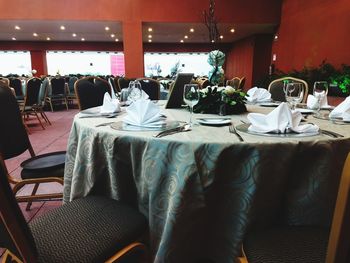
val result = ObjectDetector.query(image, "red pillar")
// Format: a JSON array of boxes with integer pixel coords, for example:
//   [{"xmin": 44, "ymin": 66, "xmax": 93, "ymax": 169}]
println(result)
[{"xmin": 30, "ymin": 50, "xmax": 47, "ymax": 76}]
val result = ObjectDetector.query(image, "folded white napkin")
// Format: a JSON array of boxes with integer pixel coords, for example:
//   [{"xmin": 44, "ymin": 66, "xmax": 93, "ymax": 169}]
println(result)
[
  {"xmin": 247, "ymin": 102, "xmax": 319, "ymax": 133},
  {"xmin": 246, "ymin": 87, "xmax": 271, "ymax": 103},
  {"xmin": 306, "ymin": 94, "xmax": 328, "ymax": 109},
  {"xmin": 100, "ymin": 92, "xmax": 121, "ymax": 114},
  {"xmin": 123, "ymin": 99, "xmax": 165, "ymax": 127},
  {"xmin": 329, "ymin": 96, "xmax": 350, "ymax": 120}
]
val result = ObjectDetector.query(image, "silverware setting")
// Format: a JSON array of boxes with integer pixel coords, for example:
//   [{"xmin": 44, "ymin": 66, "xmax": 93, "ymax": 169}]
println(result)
[
  {"xmin": 319, "ymin": 129, "xmax": 344, "ymax": 138},
  {"xmin": 154, "ymin": 124, "xmax": 191, "ymax": 138},
  {"xmin": 229, "ymin": 125, "xmax": 244, "ymax": 142}
]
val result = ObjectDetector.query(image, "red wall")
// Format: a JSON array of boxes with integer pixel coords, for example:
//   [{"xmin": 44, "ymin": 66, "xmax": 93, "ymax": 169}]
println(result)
[{"xmin": 273, "ymin": 0, "xmax": 350, "ymax": 72}]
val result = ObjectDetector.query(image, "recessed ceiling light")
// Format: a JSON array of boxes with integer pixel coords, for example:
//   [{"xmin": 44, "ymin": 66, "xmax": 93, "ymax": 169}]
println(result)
[
  {"xmin": 220, "ymin": 35, "xmax": 224, "ymax": 39},
  {"xmin": 110, "ymin": 34, "xmax": 115, "ymax": 38},
  {"xmin": 190, "ymin": 28, "xmax": 194, "ymax": 32},
  {"xmin": 180, "ymin": 39, "xmax": 184, "ymax": 43},
  {"xmin": 115, "ymin": 38, "xmax": 119, "ymax": 42},
  {"xmin": 105, "ymin": 26, "xmax": 110, "ymax": 31},
  {"xmin": 211, "ymin": 40, "xmax": 215, "ymax": 43},
  {"xmin": 184, "ymin": 35, "xmax": 188, "ymax": 39},
  {"xmin": 148, "ymin": 35, "xmax": 152, "ymax": 38},
  {"xmin": 14, "ymin": 25, "xmax": 21, "ymax": 30},
  {"xmin": 46, "ymin": 37, "xmax": 51, "ymax": 41},
  {"xmin": 274, "ymin": 35, "xmax": 279, "ymax": 40},
  {"xmin": 60, "ymin": 25, "xmax": 65, "ymax": 30},
  {"xmin": 230, "ymin": 28, "xmax": 235, "ymax": 33},
  {"xmin": 72, "ymin": 33, "xmax": 77, "ymax": 37},
  {"xmin": 81, "ymin": 38, "xmax": 85, "ymax": 41},
  {"xmin": 148, "ymin": 39, "xmax": 152, "ymax": 43},
  {"xmin": 148, "ymin": 28, "xmax": 153, "ymax": 32},
  {"xmin": 33, "ymin": 33, "xmax": 38, "ymax": 37},
  {"xmin": 11, "ymin": 37, "xmax": 16, "ymax": 41}
]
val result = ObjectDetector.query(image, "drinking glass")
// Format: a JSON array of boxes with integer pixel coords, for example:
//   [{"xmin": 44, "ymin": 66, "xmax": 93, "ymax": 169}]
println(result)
[
  {"xmin": 127, "ymin": 81, "xmax": 142, "ymax": 102},
  {"xmin": 285, "ymin": 83, "xmax": 304, "ymax": 110},
  {"xmin": 183, "ymin": 84, "xmax": 199, "ymax": 126},
  {"xmin": 313, "ymin": 81, "xmax": 328, "ymax": 115}
]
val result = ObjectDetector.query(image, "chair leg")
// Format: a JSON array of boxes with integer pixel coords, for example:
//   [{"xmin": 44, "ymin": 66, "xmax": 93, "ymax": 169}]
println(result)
[
  {"xmin": 26, "ymin": 183, "xmax": 39, "ymax": 211},
  {"xmin": 65, "ymin": 98, "xmax": 69, "ymax": 110},
  {"xmin": 49, "ymin": 100, "xmax": 54, "ymax": 112},
  {"xmin": 40, "ymin": 111, "xmax": 51, "ymax": 125},
  {"xmin": 34, "ymin": 110, "xmax": 45, "ymax": 130},
  {"xmin": 1, "ymin": 249, "xmax": 23, "ymax": 263}
]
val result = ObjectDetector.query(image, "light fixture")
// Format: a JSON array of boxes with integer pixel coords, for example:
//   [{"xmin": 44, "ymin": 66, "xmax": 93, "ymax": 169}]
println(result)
[
  {"xmin": 230, "ymin": 28, "xmax": 235, "ymax": 33},
  {"xmin": 81, "ymin": 38, "xmax": 85, "ymax": 41},
  {"xmin": 184, "ymin": 35, "xmax": 188, "ymax": 39},
  {"xmin": 33, "ymin": 33, "xmax": 38, "ymax": 37},
  {"xmin": 148, "ymin": 35, "xmax": 152, "ymax": 39},
  {"xmin": 72, "ymin": 33, "xmax": 77, "ymax": 37},
  {"xmin": 11, "ymin": 37, "xmax": 16, "ymax": 41},
  {"xmin": 148, "ymin": 28, "xmax": 153, "ymax": 32},
  {"xmin": 60, "ymin": 25, "xmax": 65, "ymax": 30},
  {"xmin": 115, "ymin": 38, "xmax": 119, "ymax": 42},
  {"xmin": 46, "ymin": 37, "xmax": 51, "ymax": 41},
  {"xmin": 219, "ymin": 35, "xmax": 223, "ymax": 39},
  {"xmin": 190, "ymin": 28, "xmax": 194, "ymax": 32},
  {"xmin": 180, "ymin": 39, "xmax": 184, "ymax": 43},
  {"xmin": 148, "ymin": 39, "xmax": 152, "ymax": 43},
  {"xmin": 14, "ymin": 25, "xmax": 21, "ymax": 30},
  {"xmin": 274, "ymin": 35, "xmax": 279, "ymax": 40},
  {"xmin": 105, "ymin": 26, "xmax": 110, "ymax": 31}
]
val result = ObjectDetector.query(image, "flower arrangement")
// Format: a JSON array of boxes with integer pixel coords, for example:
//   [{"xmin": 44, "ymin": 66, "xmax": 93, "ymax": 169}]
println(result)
[{"xmin": 194, "ymin": 86, "xmax": 247, "ymax": 115}]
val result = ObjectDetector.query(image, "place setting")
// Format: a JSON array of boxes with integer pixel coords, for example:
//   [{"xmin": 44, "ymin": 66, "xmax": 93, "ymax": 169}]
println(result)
[{"xmin": 245, "ymin": 86, "xmax": 280, "ymax": 107}]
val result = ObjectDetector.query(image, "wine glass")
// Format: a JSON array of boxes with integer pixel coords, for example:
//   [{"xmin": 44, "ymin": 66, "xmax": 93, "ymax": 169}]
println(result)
[
  {"xmin": 127, "ymin": 80, "xmax": 142, "ymax": 102},
  {"xmin": 313, "ymin": 81, "xmax": 328, "ymax": 115},
  {"xmin": 183, "ymin": 84, "xmax": 199, "ymax": 126},
  {"xmin": 285, "ymin": 83, "xmax": 304, "ymax": 110}
]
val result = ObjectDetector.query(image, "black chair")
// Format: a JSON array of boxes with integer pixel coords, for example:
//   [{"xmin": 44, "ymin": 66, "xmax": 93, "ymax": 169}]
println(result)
[
  {"xmin": 0, "ymin": 84, "xmax": 64, "ymax": 210},
  {"xmin": 46, "ymin": 77, "xmax": 69, "ymax": 111},
  {"xmin": 10, "ymin": 77, "xmax": 24, "ymax": 100},
  {"xmin": 66, "ymin": 76, "xmax": 78, "ymax": 106},
  {"xmin": 118, "ymin": 77, "xmax": 135, "ymax": 90},
  {"xmin": 0, "ymin": 163, "xmax": 149, "ymax": 263},
  {"xmin": 136, "ymin": 78, "xmax": 160, "ymax": 100},
  {"xmin": 74, "ymin": 76, "xmax": 111, "ymax": 110},
  {"xmin": 268, "ymin": 77, "xmax": 308, "ymax": 103},
  {"xmin": 239, "ymin": 153, "xmax": 350, "ymax": 263}
]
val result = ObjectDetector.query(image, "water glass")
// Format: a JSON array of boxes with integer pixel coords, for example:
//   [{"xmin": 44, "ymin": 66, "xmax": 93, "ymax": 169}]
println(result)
[
  {"xmin": 183, "ymin": 84, "xmax": 199, "ymax": 126},
  {"xmin": 285, "ymin": 83, "xmax": 304, "ymax": 110},
  {"xmin": 127, "ymin": 81, "xmax": 142, "ymax": 102},
  {"xmin": 313, "ymin": 81, "xmax": 328, "ymax": 115}
]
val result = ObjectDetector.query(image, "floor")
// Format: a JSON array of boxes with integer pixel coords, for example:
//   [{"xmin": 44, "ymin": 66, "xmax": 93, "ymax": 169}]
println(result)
[{"xmin": 0, "ymin": 106, "xmax": 78, "ymax": 258}]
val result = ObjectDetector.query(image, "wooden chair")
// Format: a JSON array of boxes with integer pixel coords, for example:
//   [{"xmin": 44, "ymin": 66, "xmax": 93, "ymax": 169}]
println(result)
[
  {"xmin": 196, "ymin": 77, "xmax": 211, "ymax": 89},
  {"xmin": 268, "ymin": 77, "xmax": 309, "ymax": 103},
  {"xmin": 136, "ymin": 78, "xmax": 160, "ymax": 100},
  {"xmin": 46, "ymin": 77, "xmax": 69, "ymax": 111},
  {"xmin": 226, "ymin": 77, "xmax": 245, "ymax": 90},
  {"xmin": 74, "ymin": 76, "xmax": 111, "ymax": 110},
  {"xmin": 0, "ymin": 84, "xmax": 64, "ymax": 211},
  {"xmin": 239, "ymin": 152, "xmax": 350, "ymax": 263},
  {"xmin": 0, "ymin": 163, "xmax": 149, "ymax": 263}
]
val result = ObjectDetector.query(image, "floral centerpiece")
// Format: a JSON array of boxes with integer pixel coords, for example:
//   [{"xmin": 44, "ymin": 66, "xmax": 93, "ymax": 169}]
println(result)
[{"xmin": 194, "ymin": 85, "xmax": 247, "ymax": 115}]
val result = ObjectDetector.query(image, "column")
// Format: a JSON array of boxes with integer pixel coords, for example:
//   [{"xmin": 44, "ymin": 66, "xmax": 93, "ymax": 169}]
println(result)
[{"xmin": 30, "ymin": 50, "xmax": 47, "ymax": 76}]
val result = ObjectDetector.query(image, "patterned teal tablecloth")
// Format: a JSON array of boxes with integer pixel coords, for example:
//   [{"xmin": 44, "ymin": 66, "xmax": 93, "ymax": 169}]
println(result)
[{"xmin": 64, "ymin": 104, "xmax": 350, "ymax": 262}]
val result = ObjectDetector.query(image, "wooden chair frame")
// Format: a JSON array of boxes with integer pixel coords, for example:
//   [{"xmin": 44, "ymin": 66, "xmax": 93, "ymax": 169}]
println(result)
[
  {"xmin": 268, "ymin": 76, "xmax": 309, "ymax": 103},
  {"xmin": 136, "ymin": 77, "xmax": 160, "ymax": 100}
]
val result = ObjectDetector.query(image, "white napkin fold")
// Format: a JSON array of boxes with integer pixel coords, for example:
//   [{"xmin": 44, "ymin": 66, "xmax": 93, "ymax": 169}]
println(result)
[
  {"xmin": 246, "ymin": 87, "xmax": 271, "ymax": 103},
  {"xmin": 329, "ymin": 96, "xmax": 350, "ymax": 120},
  {"xmin": 123, "ymin": 99, "xmax": 165, "ymax": 127},
  {"xmin": 247, "ymin": 102, "xmax": 319, "ymax": 134},
  {"xmin": 306, "ymin": 94, "xmax": 328, "ymax": 109},
  {"xmin": 100, "ymin": 92, "xmax": 121, "ymax": 114}
]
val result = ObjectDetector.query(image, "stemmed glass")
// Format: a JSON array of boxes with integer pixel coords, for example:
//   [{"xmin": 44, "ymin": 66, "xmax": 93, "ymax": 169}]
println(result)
[
  {"xmin": 285, "ymin": 83, "xmax": 304, "ymax": 110},
  {"xmin": 183, "ymin": 84, "xmax": 199, "ymax": 126},
  {"xmin": 127, "ymin": 80, "xmax": 142, "ymax": 102},
  {"xmin": 313, "ymin": 81, "xmax": 328, "ymax": 116}
]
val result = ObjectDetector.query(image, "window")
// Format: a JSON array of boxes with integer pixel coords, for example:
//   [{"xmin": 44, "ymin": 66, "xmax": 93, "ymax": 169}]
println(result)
[{"xmin": 0, "ymin": 51, "xmax": 31, "ymax": 76}]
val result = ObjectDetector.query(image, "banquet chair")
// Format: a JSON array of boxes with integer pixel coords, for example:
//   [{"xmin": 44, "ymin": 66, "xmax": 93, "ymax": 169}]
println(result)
[
  {"xmin": 75, "ymin": 76, "xmax": 111, "ymax": 110},
  {"xmin": 118, "ymin": 77, "xmax": 135, "ymax": 90},
  {"xmin": 0, "ymin": 164, "xmax": 149, "ymax": 263},
  {"xmin": 113, "ymin": 76, "xmax": 121, "ymax": 92},
  {"xmin": 36, "ymin": 77, "xmax": 51, "ymax": 125},
  {"xmin": 66, "ymin": 76, "xmax": 78, "ymax": 105},
  {"xmin": 136, "ymin": 78, "xmax": 160, "ymax": 100},
  {"xmin": 268, "ymin": 77, "xmax": 308, "ymax": 103},
  {"xmin": 0, "ymin": 77, "xmax": 10, "ymax": 86},
  {"xmin": 10, "ymin": 78, "xmax": 24, "ymax": 100},
  {"xmin": 22, "ymin": 78, "xmax": 46, "ymax": 130},
  {"xmin": 226, "ymin": 77, "xmax": 245, "ymax": 90},
  {"xmin": 0, "ymin": 84, "xmax": 65, "ymax": 210},
  {"xmin": 46, "ymin": 77, "xmax": 69, "ymax": 111},
  {"xmin": 239, "ymin": 152, "xmax": 350, "ymax": 263},
  {"xmin": 196, "ymin": 77, "xmax": 211, "ymax": 89}
]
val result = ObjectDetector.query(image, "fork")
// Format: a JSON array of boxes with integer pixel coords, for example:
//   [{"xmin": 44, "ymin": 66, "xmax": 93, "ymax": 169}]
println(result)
[{"xmin": 229, "ymin": 125, "xmax": 244, "ymax": 142}]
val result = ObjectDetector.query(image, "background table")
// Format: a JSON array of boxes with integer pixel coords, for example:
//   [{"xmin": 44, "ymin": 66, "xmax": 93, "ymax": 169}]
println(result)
[{"xmin": 64, "ymin": 104, "xmax": 350, "ymax": 263}]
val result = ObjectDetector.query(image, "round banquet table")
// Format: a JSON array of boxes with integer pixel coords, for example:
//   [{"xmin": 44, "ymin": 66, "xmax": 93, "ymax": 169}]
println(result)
[{"xmin": 64, "ymin": 102, "xmax": 350, "ymax": 263}]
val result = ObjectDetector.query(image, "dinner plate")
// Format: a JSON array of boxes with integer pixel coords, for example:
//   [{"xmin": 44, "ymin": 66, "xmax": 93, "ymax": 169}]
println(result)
[
  {"xmin": 197, "ymin": 118, "xmax": 231, "ymax": 126},
  {"xmin": 235, "ymin": 123, "xmax": 320, "ymax": 137},
  {"xmin": 313, "ymin": 113, "xmax": 350, "ymax": 124},
  {"xmin": 79, "ymin": 106, "xmax": 119, "ymax": 118},
  {"xmin": 258, "ymin": 102, "xmax": 280, "ymax": 107},
  {"xmin": 111, "ymin": 120, "xmax": 181, "ymax": 131},
  {"xmin": 294, "ymin": 108, "xmax": 314, "ymax": 114}
]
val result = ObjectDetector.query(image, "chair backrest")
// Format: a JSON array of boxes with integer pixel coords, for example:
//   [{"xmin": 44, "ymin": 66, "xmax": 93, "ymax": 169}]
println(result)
[
  {"xmin": 196, "ymin": 77, "xmax": 211, "ymax": 89},
  {"xmin": 226, "ymin": 77, "xmax": 246, "ymax": 90},
  {"xmin": 165, "ymin": 73, "xmax": 194, "ymax": 109},
  {"xmin": 268, "ymin": 77, "xmax": 309, "ymax": 103},
  {"xmin": 113, "ymin": 76, "xmax": 121, "ymax": 92},
  {"xmin": 0, "ymin": 84, "xmax": 31, "ymax": 160},
  {"xmin": 39, "ymin": 77, "xmax": 49, "ymax": 105},
  {"xmin": 68, "ymin": 76, "xmax": 78, "ymax": 95},
  {"xmin": 25, "ymin": 77, "xmax": 42, "ymax": 107},
  {"xmin": 239, "ymin": 77, "xmax": 246, "ymax": 90},
  {"xmin": 9, "ymin": 78, "xmax": 23, "ymax": 97},
  {"xmin": 326, "ymin": 153, "xmax": 350, "ymax": 263},
  {"xmin": 0, "ymin": 77, "xmax": 10, "ymax": 86},
  {"xmin": 136, "ymin": 78, "xmax": 160, "ymax": 100},
  {"xmin": 74, "ymin": 77, "xmax": 111, "ymax": 110},
  {"xmin": 0, "ymin": 161, "xmax": 38, "ymax": 262},
  {"xmin": 50, "ymin": 77, "xmax": 66, "ymax": 95},
  {"xmin": 118, "ymin": 77, "xmax": 135, "ymax": 90}
]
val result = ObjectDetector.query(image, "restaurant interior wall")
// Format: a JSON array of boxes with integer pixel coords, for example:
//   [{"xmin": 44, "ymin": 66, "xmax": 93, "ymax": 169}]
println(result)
[{"xmin": 272, "ymin": 0, "xmax": 350, "ymax": 72}]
